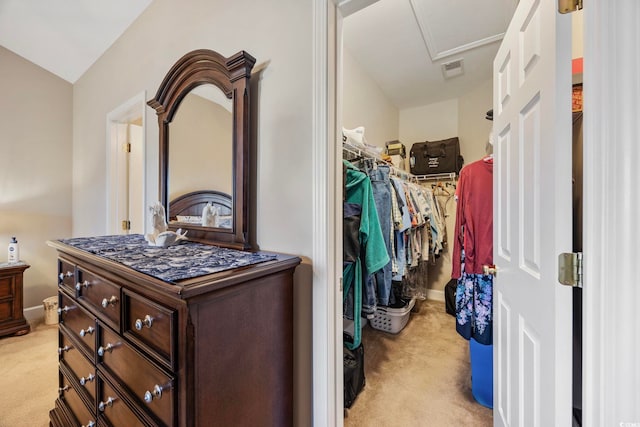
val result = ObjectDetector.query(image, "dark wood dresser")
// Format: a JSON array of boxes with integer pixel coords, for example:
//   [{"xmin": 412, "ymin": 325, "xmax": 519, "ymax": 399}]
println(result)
[
  {"xmin": 47, "ymin": 238, "xmax": 300, "ymax": 427},
  {"xmin": 0, "ymin": 262, "xmax": 30, "ymax": 338}
]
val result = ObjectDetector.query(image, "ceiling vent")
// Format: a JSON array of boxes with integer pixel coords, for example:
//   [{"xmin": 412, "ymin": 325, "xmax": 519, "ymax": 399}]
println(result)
[{"xmin": 441, "ymin": 58, "xmax": 464, "ymax": 79}]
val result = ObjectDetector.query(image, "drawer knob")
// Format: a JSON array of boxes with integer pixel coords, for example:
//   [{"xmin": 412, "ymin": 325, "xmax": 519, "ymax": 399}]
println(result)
[
  {"xmin": 101, "ymin": 296, "xmax": 118, "ymax": 308},
  {"xmin": 98, "ymin": 396, "xmax": 116, "ymax": 412},
  {"xmin": 144, "ymin": 384, "xmax": 164, "ymax": 403},
  {"xmin": 82, "ymin": 422, "xmax": 96, "ymax": 427},
  {"xmin": 75, "ymin": 280, "xmax": 91, "ymax": 291},
  {"xmin": 97, "ymin": 342, "xmax": 117, "ymax": 356},
  {"xmin": 57, "ymin": 305, "xmax": 73, "ymax": 315},
  {"xmin": 59, "ymin": 271, "xmax": 74, "ymax": 281},
  {"xmin": 58, "ymin": 385, "xmax": 69, "ymax": 395},
  {"xmin": 79, "ymin": 373, "xmax": 95, "ymax": 386},
  {"xmin": 79, "ymin": 326, "xmax": 95, "ymax": 337},
  {"xmin": 135, "ymin": 315, "xmax": 154, "ymax": 330},
  {"xmin": 58, "ymin": 345, "xmax": 73, "ymax": 355}
]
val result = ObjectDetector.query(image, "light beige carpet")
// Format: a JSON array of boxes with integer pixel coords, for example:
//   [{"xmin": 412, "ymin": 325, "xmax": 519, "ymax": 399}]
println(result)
[
  {"xmin": 0, "ymin": 321, "xmax": 58, "ymax": 427},
  {"xmin": 0, "ymin": 301, "xmax": 492, "ymax": 427},
  {"xmin": 344, "ymin": 299, "xmax": 493, "ymax": 427}
]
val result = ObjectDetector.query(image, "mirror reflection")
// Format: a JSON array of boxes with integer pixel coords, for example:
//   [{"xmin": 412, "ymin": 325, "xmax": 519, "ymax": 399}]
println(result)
[{"xmin": 168, "ymin": 84, "xmax": 233, "ymax": 229}]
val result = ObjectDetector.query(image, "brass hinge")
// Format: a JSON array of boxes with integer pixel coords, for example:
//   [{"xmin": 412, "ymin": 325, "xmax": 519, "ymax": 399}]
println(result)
[
  {"xmin": 558, "ymin": 0, "xmax": 582, "ymax": 14},
  {"xmin": 121, "ymin": 220, "xmax": 131, "ymax": 231},
  {"xmin": 122, "ymin": 143, "xmax": 131, "ymax": 153},
  {"xmin": 558, "ymin": 252, "xmax": 583, "ymax": 288}
]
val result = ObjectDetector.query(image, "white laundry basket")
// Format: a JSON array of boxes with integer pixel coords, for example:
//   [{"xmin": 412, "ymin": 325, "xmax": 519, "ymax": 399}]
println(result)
[{"xmin": 43, "ymin": 296, "xmax": 58, "ymax": 325}]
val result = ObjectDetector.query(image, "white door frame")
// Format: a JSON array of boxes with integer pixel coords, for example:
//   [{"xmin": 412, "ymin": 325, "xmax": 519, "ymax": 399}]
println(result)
[
  {"xmin": 312, "ymin": 2, "xmax": 640, "ymax": 426},
  {"xmin": 582, "ymin": 3, "xmax": 640, "ymax": 425},
  {"xmin": 106, "ymin": 92, "xmax": 147, "ymax": 235}
]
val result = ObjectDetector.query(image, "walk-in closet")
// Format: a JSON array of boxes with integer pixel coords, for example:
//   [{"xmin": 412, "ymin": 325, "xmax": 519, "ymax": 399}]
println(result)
[
  {"xmin": 338, "ymin": 2, "xmax": 586, "ymax": 426},
  {"xmin": 339, "ymin": 1, "xmax": 511, "ymax": 424}
]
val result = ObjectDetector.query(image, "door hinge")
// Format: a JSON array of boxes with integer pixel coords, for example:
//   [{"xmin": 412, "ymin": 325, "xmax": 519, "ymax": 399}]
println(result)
[
  {"xmin": 558, "ymin": 0, "xmax": 582, "ymax": 14},
  {"xmin": 121, "ymin": 220, "xmax": 131, "ymax": 231},
  {"xmin": 122, "ymin": 143, "xmax": 131, "ymax": 153},
  {"xmin": 558, "ymin": 252, "xmax": 583, "ymax": 288}
]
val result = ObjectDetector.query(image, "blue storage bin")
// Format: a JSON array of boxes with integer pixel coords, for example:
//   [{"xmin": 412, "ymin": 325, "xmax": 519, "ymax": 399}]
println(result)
[{"xmin": 470, "ymin": 338, "xmax": 493, "ymax": 409}]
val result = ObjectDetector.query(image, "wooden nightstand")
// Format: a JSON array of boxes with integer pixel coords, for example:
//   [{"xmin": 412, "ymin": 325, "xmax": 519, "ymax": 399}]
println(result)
[{"xmin": 0, "ymin": 262, "xmax": 30, "ymax": 338}]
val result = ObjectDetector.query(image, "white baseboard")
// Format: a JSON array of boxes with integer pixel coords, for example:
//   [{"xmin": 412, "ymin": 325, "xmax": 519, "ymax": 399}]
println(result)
[
  {"xmin": 426, "ymin": 289, "xmax": 445, "ymax": 302},
  {"xmin": 24, "ymin": 304, "xmax": 45, "ymax": 323}
]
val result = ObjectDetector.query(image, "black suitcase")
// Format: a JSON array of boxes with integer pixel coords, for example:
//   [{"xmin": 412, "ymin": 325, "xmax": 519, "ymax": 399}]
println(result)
[
  {"xmin": 409, "ymin": 137, "xmax": 464, "ymax": 175},
  {"xmin": 343, "ymin": 332, "xmax": 365, "ymax": 408}
]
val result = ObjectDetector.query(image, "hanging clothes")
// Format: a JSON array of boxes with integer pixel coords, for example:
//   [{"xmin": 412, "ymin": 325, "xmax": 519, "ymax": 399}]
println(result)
[
  {"xmin": 452, "ymin": 157, "xmax": 493, "ymax": 345},
  {"xmin": 342, "ymin": 160, "xmax": 390, "ymax": 349}
]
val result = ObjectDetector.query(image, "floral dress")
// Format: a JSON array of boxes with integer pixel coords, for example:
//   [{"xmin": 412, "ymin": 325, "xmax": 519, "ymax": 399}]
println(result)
[{"xmin": 455, "ymin": 251, "xmax": 493, "ymax": 345}]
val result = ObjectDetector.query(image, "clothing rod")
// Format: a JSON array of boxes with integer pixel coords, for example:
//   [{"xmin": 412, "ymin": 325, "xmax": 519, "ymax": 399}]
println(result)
[
  {"xmin": 342, "ymin": 142, "xmax": 418, "ymax": 182},
  {"xmin": 414, "ymin": 172, "xmax": 457, "ymax": 182}
]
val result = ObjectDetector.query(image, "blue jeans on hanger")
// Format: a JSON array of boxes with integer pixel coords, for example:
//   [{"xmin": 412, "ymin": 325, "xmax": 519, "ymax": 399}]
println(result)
[{"xmin": 365, "ymin": 162, "xmax": 393, "ymax": 306}]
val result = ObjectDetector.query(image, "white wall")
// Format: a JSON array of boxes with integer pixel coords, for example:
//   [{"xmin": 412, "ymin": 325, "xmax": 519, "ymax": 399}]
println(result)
[
  {"xmin": 71, "ymin": 0, "xmax": 313, "ymax": 423},
  {"xmin": 0, "ymin": 46, "xmax": 73, "ymax": 309},
  {"xmin": 399, "ymin": 99, "xmax": 458, "ymax": 143},
  {"xmin": 458, "ymin": 78, "xmax": 493, "ymax": 164},
  {"xmin": 342, "ymin": 48, "xmax": 399, "ymax": 148}
]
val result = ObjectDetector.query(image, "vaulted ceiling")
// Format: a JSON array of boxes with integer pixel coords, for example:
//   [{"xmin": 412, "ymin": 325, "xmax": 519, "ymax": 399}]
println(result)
[
  {"xmin": 0, "ymin": 0, "xmax": 152, "ymax": 83},
  {"xmin": 0, "ymin": 0, "xmax": 516, "ymax": 108}
]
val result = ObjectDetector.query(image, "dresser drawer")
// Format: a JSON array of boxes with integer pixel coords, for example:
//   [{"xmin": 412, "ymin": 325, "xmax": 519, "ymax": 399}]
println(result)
[
  {"xmin": 59, "ymin": 371, "xmax": 96, "ymax": 427},
  {"xmin": 59, "ymin": 292, "xmax": 96, "ymax": 357},
  {"xmin": 98, "ymin": 325, "xmax": 175, "ymax": 426},
  {"xmin": 57, "ymin": 258, "xmax": 77, "ymax": 296},
  {"xmin": 97, "ymin": 374, "xmax": 147, "ymax": 427},
  {"xmin": 76, "ymin": 267, "xmax": 121, "ymax": 330},
  {"xmin": 59, "ymin": 330, "xmax": 97, "ymax": 403},
  {"xmin": 123, "ymin": 289, "xmax": 175, "ymax": 369}
]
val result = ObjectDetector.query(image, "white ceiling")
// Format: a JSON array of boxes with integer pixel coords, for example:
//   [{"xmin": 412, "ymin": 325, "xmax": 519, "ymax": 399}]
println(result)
[
  {"xmin": 0, "ymin": 0, "xmax": 516, "ymax": 108},
  {"xmin": 343, "ymin": 0, "xmax": 517, "ymax": 108},
  {"xmin": 0, "ymin": 0, "xmax": 152, "ymax": 83}
]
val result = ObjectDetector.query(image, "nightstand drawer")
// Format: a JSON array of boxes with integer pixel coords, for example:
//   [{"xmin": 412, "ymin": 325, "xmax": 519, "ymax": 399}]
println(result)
[
  {"xmin": 76, "ymin": 267, "xmax": 121, "ymax": 330},
  {"xmin": 124, "ymin": 289, "xmax": 175, "ymax": 369}
]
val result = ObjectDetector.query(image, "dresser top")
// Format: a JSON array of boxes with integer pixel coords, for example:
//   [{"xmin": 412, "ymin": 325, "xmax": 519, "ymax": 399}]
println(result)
[{"xmin": 48, "ymin": 235, "xmax": 300, "ymax": 299}]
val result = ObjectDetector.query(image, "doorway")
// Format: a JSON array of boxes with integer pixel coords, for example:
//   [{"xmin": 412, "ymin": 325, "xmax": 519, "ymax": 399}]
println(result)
[
  {"xmin": 337, "ymin": 0, "xmax": 510, "ymax": 423},
  {"xmin": 107, "ymin": 92, "xmax": 147, "ymax": 235}
]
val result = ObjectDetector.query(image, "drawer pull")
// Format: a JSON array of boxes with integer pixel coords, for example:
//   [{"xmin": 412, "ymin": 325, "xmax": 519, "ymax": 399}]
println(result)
[
  {"xmin": 58, "ymin": 385, "xmax": 69, "ymax": 395},
  {"xmin": 79, "ymin": 326, "xmax": 95, "ymax": 337},
  {"xmin": 97, "ymin": 342, "xmax": 118, "ymax": 356},
  {"xmin": 57, "ymin": 305, "xmax": 74, "ymax": 315},
  {"xmin": 143, "ymin": 384, "xmax": 164, "ymax": 403},
  {"xmin": 59, "ymin": 271, "xmax": 74, "ymax": 281},
  {"xmin": 75, "ymin": 280, "xmax": 91, "ymax": 291},
  {"xmin": 98, "ymin": 396, "xmax": 117, "ymax": 412},
  {"xmin": 101, "ymin": 296, "xmax": 118, "ymax": 308},
  {"xmin": 58, "ymin": 345, "xmax": 73, "ymax": 355},
  {"xmin": 135, "ymin": 315, "xmax": 154, "ymax": 330},
  {"xmin": 79, "ymin": 373, "xmax": 95, "ymax": 386},
  {"xmin": 82, "ymin": 422, "xmax": 96, "ymax": 427}
]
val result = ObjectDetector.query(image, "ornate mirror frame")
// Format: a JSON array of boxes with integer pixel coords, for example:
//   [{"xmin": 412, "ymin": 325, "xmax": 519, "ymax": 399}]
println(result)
[{"xmin": 148, "ymin": 49, "xmax": 256, "ymax": 250}]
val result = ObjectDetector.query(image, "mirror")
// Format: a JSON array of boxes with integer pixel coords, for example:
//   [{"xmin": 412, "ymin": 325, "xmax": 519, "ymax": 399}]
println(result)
[
  {"xmin": 168, "ymin": 86, "xmax": 233, "ymax": 228},
  {"xmin": 148, "ymin": 49, "xmax": 256, "ymax": 250}
]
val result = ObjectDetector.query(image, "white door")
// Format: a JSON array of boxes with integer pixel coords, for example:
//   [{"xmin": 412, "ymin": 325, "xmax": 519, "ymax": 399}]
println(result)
[
  {"xmin": 128, "ymin": 124, "xmax": 144, "ymax": 234},
  {"xmin": 493, "ymin": 0, "xmax": 573, "ymax": 425}
]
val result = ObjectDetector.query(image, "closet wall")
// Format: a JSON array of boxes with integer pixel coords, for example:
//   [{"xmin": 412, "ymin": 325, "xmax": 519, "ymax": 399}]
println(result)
[
  {"xmin": 342, "ymin": 49, "xmax": 492, "ymax": 296},
  {"xmin": 342, "ymin": 48, "xmax": 399, "ymax": 146}
]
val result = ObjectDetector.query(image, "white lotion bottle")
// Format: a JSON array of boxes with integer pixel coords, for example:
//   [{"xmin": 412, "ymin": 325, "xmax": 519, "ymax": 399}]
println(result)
[{"xmin": 8, "ymin": 237, "xmax": 19, "ymax": 263}]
